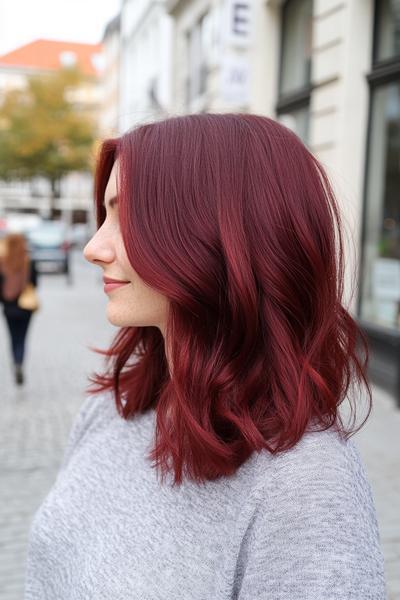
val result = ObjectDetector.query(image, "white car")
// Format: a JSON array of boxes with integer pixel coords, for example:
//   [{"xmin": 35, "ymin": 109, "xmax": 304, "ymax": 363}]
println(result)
[{"xmin": 28, "ymin": 221, "xmax": 72, "ymax": 281}]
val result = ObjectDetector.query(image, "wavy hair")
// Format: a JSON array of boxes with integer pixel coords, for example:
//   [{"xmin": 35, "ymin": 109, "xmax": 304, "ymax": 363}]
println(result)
[
  {"xmin": 88, "ymin": 113, "xmax": 371, "ymax": 485},
  {"xmin": 3, "ymin": 233, "xmax": 30, "ymax": 273}
]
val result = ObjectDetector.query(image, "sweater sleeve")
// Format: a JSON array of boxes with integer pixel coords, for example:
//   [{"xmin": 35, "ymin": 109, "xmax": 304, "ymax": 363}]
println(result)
[{"xmin": 236, "ymin": 435, "xmax": 387, "ymax": 600}]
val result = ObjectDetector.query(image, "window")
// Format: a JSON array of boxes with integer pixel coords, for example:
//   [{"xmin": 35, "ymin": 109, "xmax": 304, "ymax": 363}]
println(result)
[
  {"xmin": 276, "ymin": 0, "xmax": 313, "ymax": 144},
  {"xmin": 374, "ymin": 0, "xmax": 400, "ymax": 63},
  {"xmin": 359, "ymin": 0, "xmax": 400, "ymax": 330}
]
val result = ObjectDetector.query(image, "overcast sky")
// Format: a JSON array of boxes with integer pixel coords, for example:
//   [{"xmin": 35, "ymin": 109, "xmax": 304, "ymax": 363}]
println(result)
[{"xmin": 0, "ymin": 0, "xmax": 121, "ymax": 55}]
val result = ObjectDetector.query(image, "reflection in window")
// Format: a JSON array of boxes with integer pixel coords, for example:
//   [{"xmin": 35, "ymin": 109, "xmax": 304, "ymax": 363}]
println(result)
[
  {"xmin": 280, "ymin": 0, "xmax": 313, "ymax": 96},
  {"xmin": 361, "ymin": 81, "xmax": 400, "ymax": 329},
  {"xmin": 375, "ymin": 0, "xmax": 400, "ymax": 63}
]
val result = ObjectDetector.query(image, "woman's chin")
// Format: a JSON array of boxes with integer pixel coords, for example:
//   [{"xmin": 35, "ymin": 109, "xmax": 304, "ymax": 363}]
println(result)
[
  {"xmin": 105, "ymin": 302, "xmax": 166, "ymax": 332},
  {"xmin": 106, "ymin": 305, "xmax": 130, "ymax": 328}
]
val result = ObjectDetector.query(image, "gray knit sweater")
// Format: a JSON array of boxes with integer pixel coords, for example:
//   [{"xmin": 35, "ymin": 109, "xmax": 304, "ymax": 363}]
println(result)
[{"xmin": 24, "ymin": 394, "xmax": 387, "ymax": 599}]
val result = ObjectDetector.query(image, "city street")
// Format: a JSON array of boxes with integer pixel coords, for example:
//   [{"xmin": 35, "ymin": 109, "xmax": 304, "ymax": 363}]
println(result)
[{"xmin": 0, "ymin": 249, "xmax": 399, "ymax": 599}]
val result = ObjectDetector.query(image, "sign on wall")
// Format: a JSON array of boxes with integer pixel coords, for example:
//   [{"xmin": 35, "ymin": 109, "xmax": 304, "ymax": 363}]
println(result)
[
  {"xmin": 223, "ymin": 0, "xmax": 254, "ymax": 48},
  {"xmin": 220, "ymin": 0, "xmax": 253, "ymax": 106},
  {"xmin": 221, "ymin": 54, "xmax": 250, "ymax": 105}
]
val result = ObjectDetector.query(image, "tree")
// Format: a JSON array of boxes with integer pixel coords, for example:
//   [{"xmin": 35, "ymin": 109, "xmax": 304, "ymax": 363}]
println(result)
[{"xmin": 0, "ymin": 67, "xmax": 97, "ymax": 216}]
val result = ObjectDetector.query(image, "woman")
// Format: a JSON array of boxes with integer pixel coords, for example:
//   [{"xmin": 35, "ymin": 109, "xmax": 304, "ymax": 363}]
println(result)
[
  {"xmin": 0, "ymin": 233, "xmax": 37, "ymax": 385},
  {"xmin": 24, "ymin": 114, "xmax": 387, "ymax": 598}
]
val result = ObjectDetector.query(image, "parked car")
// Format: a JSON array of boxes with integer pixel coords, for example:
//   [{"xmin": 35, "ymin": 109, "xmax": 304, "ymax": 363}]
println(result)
[
  {"xmin": 27, "ymin": 221, "xmax": 72, "ymax": 281},
  {"xmin": 70, "ymin": 223, "xmax": 91, "ymax": 248},
  {"xmin": 4, "ymin": 213, "xmax": 42, "ymax": 235}
]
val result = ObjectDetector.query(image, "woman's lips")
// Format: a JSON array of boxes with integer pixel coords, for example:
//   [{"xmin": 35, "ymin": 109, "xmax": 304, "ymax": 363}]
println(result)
[
  {"xmin": 103, "ymin": 277, "xmax": 130, "ymax": 294},
  {"xmin": 104, "ymin": 282, "xmax": 130, "ymax": 293}
]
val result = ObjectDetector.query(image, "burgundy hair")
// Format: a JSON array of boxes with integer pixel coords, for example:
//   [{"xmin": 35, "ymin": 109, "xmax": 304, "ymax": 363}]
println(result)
[{"xmin": 89, "ymin": 113, "xmax": 371, "ymax": 485}]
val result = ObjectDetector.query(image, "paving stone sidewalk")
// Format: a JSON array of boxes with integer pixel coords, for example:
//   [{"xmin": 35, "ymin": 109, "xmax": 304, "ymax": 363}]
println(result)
[
  {"xmin": 351, "ymin": 386, "xmax": 400, "ymax": 599},
  {"xmin": 0, "ymin": 250, "xmax": 399, "ymax": 598},
  {"xmin": 0, "ymin": 251, "xmax": 113, "ymax": 599}
]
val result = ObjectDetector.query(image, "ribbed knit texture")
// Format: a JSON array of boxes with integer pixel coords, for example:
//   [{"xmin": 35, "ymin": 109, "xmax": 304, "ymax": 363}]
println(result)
[{"xmin": 24, "ymin": 394, "xmax": 387, "ymax": 599}]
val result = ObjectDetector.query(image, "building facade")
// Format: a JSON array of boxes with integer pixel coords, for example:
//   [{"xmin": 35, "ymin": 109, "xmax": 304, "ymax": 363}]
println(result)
[
  {"xmin": 119, "ymin": 0, "xmax": 173, "ymax": 132},
  {"xmin": 100, "ymin": 14, "xmax": 121, "ymax": 137}
]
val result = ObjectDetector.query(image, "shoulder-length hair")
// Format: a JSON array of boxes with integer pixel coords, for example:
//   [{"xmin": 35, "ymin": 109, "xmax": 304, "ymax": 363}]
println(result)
[
  {"xmin": 3, "ymin": 233, "xmax": 29, "ymax": 273},
  {"xmin": 89, "ymin": 113, "xmax": 371, "ymax": 485}
]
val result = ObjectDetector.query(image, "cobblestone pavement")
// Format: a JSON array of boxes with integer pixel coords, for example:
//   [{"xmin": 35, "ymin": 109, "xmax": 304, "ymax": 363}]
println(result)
[
  {"xmin": 0, "ymin": 250, "xmax": 114, "ymax": 599},
  {"xmin": 0, "ymin": 250, "xmax": 399, "ymax": 599}
]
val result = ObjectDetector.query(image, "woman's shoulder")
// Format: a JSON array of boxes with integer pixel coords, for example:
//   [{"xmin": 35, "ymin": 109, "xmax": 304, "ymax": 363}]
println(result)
[
  {"xmin": 76, "ymin": 392, "xmax": 117, "ymax": 423},
  {"xmin": 60, "ymin": 393, "xmax": 118, "ymax": 471},
  {"xmin": 72, "ymin": 393, "xmax": 118, "ymax": 438},
  {"xmin": 254, "ymin": 424, "xmax": 371, "ymax": 503}
]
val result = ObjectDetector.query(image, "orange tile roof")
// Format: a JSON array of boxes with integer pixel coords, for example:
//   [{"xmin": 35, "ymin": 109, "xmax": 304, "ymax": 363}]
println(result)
[{"xmin": 0, "ymin": 39, "xmax": 103, "ymax": 76}]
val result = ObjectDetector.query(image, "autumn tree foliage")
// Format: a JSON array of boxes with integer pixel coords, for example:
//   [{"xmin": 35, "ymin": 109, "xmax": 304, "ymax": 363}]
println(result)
[{"xmin": 0, "ymin": 67, "xmax": 97, "ymax": 214}]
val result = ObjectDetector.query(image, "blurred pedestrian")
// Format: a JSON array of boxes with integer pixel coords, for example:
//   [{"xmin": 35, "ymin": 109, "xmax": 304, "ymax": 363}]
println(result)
[
  {"xmin": 24, "ymin": 114, "xmax": 387, "ymax": 599},
  {"xmin": 0, "ymin": 233, "xmax": 38, "ymax": 385}
]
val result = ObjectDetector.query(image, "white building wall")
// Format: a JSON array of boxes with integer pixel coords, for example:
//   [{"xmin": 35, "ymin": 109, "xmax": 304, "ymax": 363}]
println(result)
[
  {"xmin": 119, "ymin": 0, "xmax": 173, "ymax": 132},
  {"xmin": 100, "ymin": 24, "xmax": 121, "ymax": 137},
  {"xmin": 251, "ymin": 0, "xmax": 281, "ymax": 116}
]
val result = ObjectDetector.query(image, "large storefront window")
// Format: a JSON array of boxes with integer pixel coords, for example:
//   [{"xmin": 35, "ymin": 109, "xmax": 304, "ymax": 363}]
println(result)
[
  {"xmin": 276, "ymin": 0, "xmax": 313, "ymax": 144},
  {"xmin": 360, "ymin": 0, "xmax": 400, "ymax": 330},
  {"xmin": 360, "ymin": 82, "xmax": 400, "ymax": 329}
]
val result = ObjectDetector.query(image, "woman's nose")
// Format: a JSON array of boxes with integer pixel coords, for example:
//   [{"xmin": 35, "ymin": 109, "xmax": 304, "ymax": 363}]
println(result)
[{"xmin": 83, "ymin": 229, "xmax": 115, "ymax": 265}]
